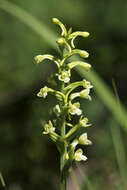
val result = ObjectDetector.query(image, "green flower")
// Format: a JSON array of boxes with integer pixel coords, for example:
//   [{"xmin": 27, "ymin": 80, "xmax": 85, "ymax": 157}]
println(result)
[
  {"xmin": 43, "ymin": 120, "xmax": 55, "ymax": 134},
  {"xmin": 37, "ymin": 86, "xmax": 54, "ymax": 98},
  {"xmin": 82, "ymin": 80, "xmax": 93, "ymax": 89},
  {"xmin": 79, "ymin": 117, "xmax": 91, "ymax": 127},
  {"xmin": 78, "ymin": 133, "xmax": 92, "ymax": 145},
  {"xmin": 69, "ymin": 102, "xmax": 82, "ymax": 116},
  {"xmin": 79, "ymin": 88, "xmax": 91, "ymax": 100},
  {"xmin": 74, "ymin": 149, "xmax": 87, "ymax": 161},
  {"xmin": 58, "ymin": 70, "xmax": 71, "ymax": 83}
]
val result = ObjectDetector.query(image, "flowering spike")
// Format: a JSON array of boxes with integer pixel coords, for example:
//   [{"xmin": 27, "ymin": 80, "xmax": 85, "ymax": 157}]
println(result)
[{"xmin": 35, "ymin": 18, "xmax": 94, "ymax": 189}]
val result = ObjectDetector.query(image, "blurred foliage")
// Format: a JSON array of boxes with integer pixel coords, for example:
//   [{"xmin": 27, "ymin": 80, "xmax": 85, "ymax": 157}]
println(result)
[{"xmin": 0, "ymin": 0, "xmax": 127, "ymax": 190}]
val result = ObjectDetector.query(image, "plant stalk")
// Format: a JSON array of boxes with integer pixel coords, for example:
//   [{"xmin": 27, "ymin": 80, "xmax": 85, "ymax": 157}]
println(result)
[
  {"xmin": 60, "ymin": 79, "xmax": 67, "ymax": 190},
  {"xmin": 60, "ymin": 114, "xmax": 67, "ymax": 190}
]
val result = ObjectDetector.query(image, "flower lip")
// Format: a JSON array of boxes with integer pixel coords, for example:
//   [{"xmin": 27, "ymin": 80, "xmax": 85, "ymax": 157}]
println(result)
[
  {"xmin": 58, "ymin": 70, "xmax": 71, "ymax": 83},
  {"xmin": 37, "ymin": 86, "xmax": 48, "ymax": 98},
  {"xmin": 69, "ymin": 102, "xmax": 82, "ymax": 116}
]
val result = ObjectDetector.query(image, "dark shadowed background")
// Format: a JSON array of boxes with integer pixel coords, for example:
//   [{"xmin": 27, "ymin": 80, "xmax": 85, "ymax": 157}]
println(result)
[{"xmin": 0, "ymin": 0, "xmax": 127, "ymax": 190}]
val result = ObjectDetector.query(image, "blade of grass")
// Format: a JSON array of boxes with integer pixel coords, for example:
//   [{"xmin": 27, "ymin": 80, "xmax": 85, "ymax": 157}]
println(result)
[
  {"xmin": 110, "ymin": 119, "xmax": 127, "ymax": 190},
  {"xmin": 109, "ymin": 80, "xmax": 127, "ymax": 190},
  {"xmin": 0, "ymin": 0, "xmax": 127, "ymax": 132},
  {"xmin": 0, "ymin": 172, "xmax": 6, "ymax": 187}
]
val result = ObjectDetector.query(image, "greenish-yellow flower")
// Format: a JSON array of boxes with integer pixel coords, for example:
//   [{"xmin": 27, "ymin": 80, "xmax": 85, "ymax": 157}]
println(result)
[
  {"xmin": 78, "ymin": 133, "xmax": 92, "ymax": 145},
  {"xmin": 74, "ymin": 149, "xmax": 87, "ymax": 161},
  {"xmin": 43, "ymin": 120, "xmax": 55, "ymax": 134}
]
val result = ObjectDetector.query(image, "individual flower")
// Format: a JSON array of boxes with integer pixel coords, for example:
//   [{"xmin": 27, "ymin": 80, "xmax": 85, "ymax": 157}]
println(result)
[
  {"xmin": 78, "ymin": 133, "xmax": 92, "ymax": 145},
  {"xmin": 82, "ymin": 80, "xmax": 93, "ymax": 89},
  {"xmin": 58, "ymin": 70, "xmax": 71, "ymax": 83},
  {"xmin": 43, "ymin": 120, "xmax": 55, "ymax": 134},
  {"xmin": 79, "ymin": 117, "xmax": 91, "ymax": 127},
  {"xmin": 74, "ymin": 149, "xmax": 87, "ymax": 162},
  {"xmin": 69, "ymin": 102, "xmax": 82, "ymax": 116},
  {"xmin": 53, "ymin": 104, "xmax": 61, "ymax": 116},
  {"xmin": 79, "ymin": 88, "xmax": 91, "ymax": 100},
  {"xmin": 37, "ymin": 86, "xmax": 54, "ymax": 98}
]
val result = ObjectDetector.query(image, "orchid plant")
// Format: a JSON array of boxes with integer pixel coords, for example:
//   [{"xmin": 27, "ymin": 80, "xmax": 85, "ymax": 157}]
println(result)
[{"xmin": 34, "ymin": 18, "xmax": 93, "ymax": 190}]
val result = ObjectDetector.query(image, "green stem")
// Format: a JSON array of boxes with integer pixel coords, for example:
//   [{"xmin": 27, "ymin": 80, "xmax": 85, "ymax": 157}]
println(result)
[
  {"xmin": 60, "ymin": 79, "xmax": 67, "ymax": 190},
  {"xmin": 60, "ymin": 115, "xmax": 67, "ymax": 190}
]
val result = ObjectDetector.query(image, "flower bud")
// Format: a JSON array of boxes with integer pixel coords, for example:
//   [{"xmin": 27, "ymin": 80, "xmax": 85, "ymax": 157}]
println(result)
[
  {"xmin": 64, "ymin": 49, "xmax": 89, "ymax": 60},
  {"xmin": 52, "ymin": 18, "xmax": 67, "ymax": 37},
  {"xmin": 68, "ymin": 31, "xmax": 90, "ymax": 48},
  {"xmin": 68, "ymin": 61, "xmax": 91, "ymax": 71},
  {"xmin": 65, "ymin": 153, "xmax": 69, "ymax": 160},
  {"xmin": 56, "ymin": 38, "xmax": 66, "ymax": 46},
  {"xmin": 34, "ymin": 54, "xmax": 54, "ymax": 64}
]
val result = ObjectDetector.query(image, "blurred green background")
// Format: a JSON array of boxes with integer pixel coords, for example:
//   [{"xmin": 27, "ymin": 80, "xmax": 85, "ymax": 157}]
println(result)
[{"xmin": 0, "ymin": 0, "xmax": 127, "ymax": 190}]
